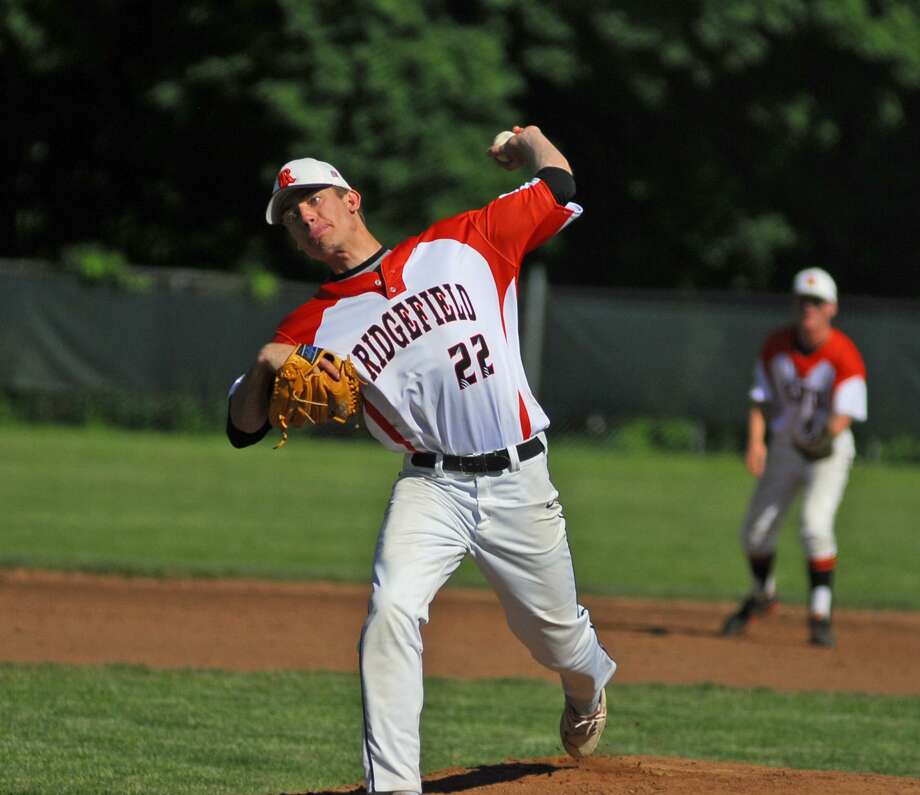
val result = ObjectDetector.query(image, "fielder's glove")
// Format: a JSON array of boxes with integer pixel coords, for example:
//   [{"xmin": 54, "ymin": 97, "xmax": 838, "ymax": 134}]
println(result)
[
  {"xmin": 792, "ymin": 425, "xmax": 834, "ymax": 461},
  {"xmin": 269, "ymin": 344, "xmax": 364, "ymax": 448}
]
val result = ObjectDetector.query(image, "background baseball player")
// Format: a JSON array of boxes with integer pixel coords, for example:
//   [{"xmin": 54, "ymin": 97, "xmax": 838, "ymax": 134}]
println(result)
[
  {"xmin": 226, "ymin": 125, "xmax": 616, "ymax": 794},
  {"xmin": 722, "ymin": 268, "xmax": 867, "ymax": 647}
]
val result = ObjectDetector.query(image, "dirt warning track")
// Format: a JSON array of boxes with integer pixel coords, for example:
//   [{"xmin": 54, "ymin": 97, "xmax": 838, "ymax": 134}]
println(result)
[{"xmin": 2, "ymin": 569, "xmax": 918, "ymax": 694}]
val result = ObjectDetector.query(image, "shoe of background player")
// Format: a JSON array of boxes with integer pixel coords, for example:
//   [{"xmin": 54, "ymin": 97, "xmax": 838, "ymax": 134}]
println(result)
[
  {"xmin": 721, "ymin": 593, "xmax": 777, "ymax": 636},
  {"xmin": 560, "ymin": 687, "xmax": 607, "ymax": 759},
  {"xmin": 808, "ymin": 615, "xmax": 835, "ymax": 647}
]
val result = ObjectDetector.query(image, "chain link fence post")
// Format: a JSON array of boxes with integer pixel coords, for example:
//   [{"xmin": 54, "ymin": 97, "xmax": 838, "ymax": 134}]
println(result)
[{"xmin": 522, "ymin": 263, "xmax": 548, "ymax": 399}]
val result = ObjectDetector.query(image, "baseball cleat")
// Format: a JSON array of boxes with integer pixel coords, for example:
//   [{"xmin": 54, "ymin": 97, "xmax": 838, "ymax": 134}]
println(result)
[
  {"xmin": 560, "ymin": 687, "xmax": 607, "ymax": 759},
  {"xmin": 721, "ymin": 594, "xmax": 777, "ymax": 636},
  {"xmin": 808, "ymin": 616, "xmax": 835, "ymax": 647}
]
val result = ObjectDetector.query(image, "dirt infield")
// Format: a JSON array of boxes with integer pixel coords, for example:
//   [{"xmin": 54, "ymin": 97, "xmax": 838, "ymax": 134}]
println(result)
[{"xmin": 3, "ymin": 569, "xmax": 919, "ymax": 793}]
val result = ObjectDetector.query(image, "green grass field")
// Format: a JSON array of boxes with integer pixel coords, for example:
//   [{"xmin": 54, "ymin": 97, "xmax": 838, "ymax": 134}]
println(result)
[
  {"xmin": 2, "ymin": 425, "xmax": 919, "ymax": 792},
  {"xmin": 2, "ymin": 425, "xmax": 918, "ymax": 608},
  {"xmin": 2, "ymin": 664, "xmax": 918, "ymax": 795}
]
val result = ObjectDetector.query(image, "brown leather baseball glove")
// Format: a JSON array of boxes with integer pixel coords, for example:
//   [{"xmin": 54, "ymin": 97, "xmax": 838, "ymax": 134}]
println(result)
[
  {"xmin": 792, "ymin": 425, "xmax": 834, "ymax": 461},
  {"xmin": 269, "ymin": 344, "xmax": 364, "ymax": 448}
]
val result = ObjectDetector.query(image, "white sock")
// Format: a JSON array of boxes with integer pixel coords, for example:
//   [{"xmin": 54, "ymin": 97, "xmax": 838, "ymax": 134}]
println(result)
[
  {"xmin": 810, "ymin": 585, "xmax": 832, "ymax": 618},
  {"xmin": 569, "ymin": 691, "xmax": 602, "ymax": 715}
]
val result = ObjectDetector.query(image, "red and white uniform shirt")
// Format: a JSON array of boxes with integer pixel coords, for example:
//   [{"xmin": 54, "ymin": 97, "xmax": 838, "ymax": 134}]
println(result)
[
  {"xmin": 750, "ymin": 326, "xmax": 867, "ymax": 441},
  {"xmin": 273, "ymin": 178, "xmax": 581, "ymax": 455}
]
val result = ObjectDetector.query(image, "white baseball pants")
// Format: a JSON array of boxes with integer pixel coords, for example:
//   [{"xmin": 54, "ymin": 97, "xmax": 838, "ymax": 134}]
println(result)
[
  {"xmin": 358, "ymin": 441, "xmax": 617, "ymax": 793},
  {"xmin": 740, "ymin": 429, "xmax": 856, "ymax": 561}
]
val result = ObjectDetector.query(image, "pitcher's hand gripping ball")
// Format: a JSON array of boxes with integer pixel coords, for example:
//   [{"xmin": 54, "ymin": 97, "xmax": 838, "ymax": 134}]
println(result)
[
  {"xmin": 491, "ymin": 130, "xmax": 515, "ymax": 164},
  {"xmin": 269, "ymin": 344, "xmax": 364, "ymax": 448}
]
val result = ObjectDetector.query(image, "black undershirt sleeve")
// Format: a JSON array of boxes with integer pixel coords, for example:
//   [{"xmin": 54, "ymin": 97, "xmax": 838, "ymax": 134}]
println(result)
[
  {"xmin": 226, "ymin": 372, "xmax": 275, "ymax": 448},
  {"xmin": 226, "ymin": 414, "xmax": 271, "ymax": 448},
  {"xmin": 535, "ymin": 166, "xmax": 576, "ymax": 204}
]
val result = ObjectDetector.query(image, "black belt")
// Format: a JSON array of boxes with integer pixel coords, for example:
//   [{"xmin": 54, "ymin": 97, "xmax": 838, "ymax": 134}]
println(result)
[{"xmin": 411, "ymin": 436, "xmax": 544, "ymax": 474}]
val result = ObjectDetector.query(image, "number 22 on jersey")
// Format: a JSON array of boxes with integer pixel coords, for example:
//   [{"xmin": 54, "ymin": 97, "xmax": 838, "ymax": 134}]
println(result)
[{"xmin": 448, "ymin": 333, "xmax": 495, "ymax": 390}]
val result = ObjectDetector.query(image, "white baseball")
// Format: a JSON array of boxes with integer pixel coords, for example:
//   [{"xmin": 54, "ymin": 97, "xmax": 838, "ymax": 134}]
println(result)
[{"xmin": 492, "ymin": 130, "xmax": 515, "ymax": 163}]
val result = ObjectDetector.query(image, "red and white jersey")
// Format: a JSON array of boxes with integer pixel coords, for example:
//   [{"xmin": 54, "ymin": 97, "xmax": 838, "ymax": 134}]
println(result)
[
  {"xmin": 273, "ymin": 178, "xmax": 582, "ymax": 455},
  {"xmin": 750, "ymin": 326, "xmax": 867, "ymax": 438}
]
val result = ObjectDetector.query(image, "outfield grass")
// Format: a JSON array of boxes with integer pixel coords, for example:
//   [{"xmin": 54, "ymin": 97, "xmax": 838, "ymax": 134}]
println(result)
[
  {"xmin": 2, "ymin": 426, "xmax": 918, "ymax": 608},
  {"xmin": 1, "ymin": 663, "xmax": 918, "ymax": 795}
]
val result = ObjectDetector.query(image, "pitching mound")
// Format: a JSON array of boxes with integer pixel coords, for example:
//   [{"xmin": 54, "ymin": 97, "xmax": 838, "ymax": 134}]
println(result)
[{"xmin": 295, "ymin": 755, "xmax": 920, "ymax": 794}]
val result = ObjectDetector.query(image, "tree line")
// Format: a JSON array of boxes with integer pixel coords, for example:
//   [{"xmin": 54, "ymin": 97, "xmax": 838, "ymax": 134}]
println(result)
[{"xmin": 2, "ymin": 0, "xmax": 918, "ymax": 296}]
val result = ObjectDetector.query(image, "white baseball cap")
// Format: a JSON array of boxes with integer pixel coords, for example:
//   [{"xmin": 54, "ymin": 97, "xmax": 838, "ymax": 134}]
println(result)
[
  {"xmin": 265, "ymin": 158, "xmax": 351, "ymax": 225},
  {"xmin": 793, "ymin": 267, "xmax": 837, "ymax": 303}
]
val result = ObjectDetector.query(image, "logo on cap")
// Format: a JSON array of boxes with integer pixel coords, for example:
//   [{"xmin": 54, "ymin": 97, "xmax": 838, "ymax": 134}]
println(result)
[
  {"xmin": 277, "ymin": 168, "xmax": 296, "ymax": 189},
  {"xmin": 807, "ymin": 276, "xmax": 816, "ymax": 286}
]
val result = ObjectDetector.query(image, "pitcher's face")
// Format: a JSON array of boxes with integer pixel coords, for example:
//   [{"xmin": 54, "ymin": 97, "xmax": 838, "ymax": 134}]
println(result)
[{"xmin": 280, "ymin": 187, "xmax": 363, "ymax": 260}]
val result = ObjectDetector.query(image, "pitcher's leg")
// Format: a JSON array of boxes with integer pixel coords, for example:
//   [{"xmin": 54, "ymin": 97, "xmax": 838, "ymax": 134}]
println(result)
[
  {"xmin": 481, "ymin": 538, "xmax": 615, "ymax": 709},
  {"xmin": 360, "ymin": 472, "xmax": 469, "ymax": 793},
  {"xmin": 472, "ymin": 459, "xmax": 615, "ymax": 712}
]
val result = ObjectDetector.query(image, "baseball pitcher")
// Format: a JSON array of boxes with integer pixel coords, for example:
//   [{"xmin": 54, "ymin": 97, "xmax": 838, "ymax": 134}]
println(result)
[{"xmin": 226, "ymin": 125, "xmax": 616, "ymax": 794}]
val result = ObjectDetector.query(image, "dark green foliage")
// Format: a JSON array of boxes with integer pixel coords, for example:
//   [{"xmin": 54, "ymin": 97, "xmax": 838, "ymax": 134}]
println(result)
[
  {"xmin": 61, "ymin": 243, "xmax": 152, "ymax": 292},
  {"xmin": 239, "ymin": 263, "xmax": 279, "ymax": 302},
  {"xmin": 872, "ymin": 434, "xmax": 920, "ymax": 464},
  {"xmin": 500, "ymin": 0, "xmax": 920, "ymax": 294},
  {"xmin": 1, "ymin": 0, "xmax": 521, "ymax": 282},
  {"xmin": 2, "ymin": 1, "xmax": 919, "ymax": 293},
  {"xmin": 603, "ymin": 416, "xmax": 708, "ymax": 453}
]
